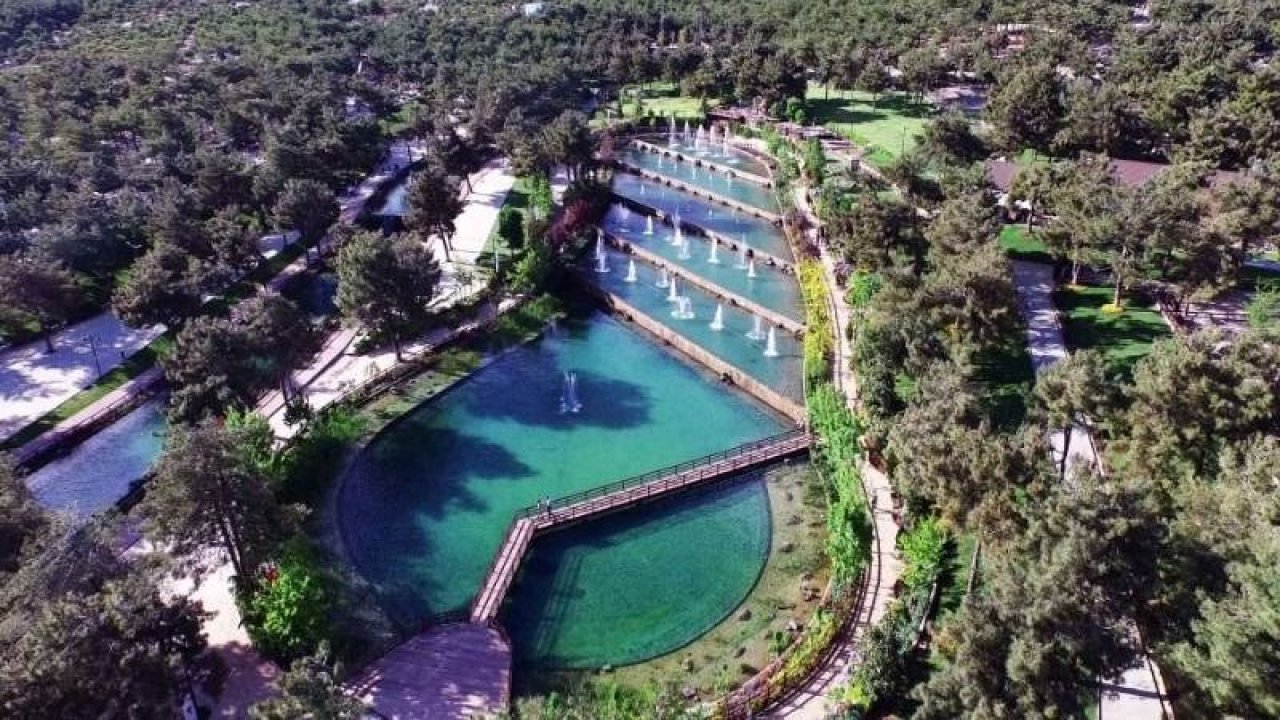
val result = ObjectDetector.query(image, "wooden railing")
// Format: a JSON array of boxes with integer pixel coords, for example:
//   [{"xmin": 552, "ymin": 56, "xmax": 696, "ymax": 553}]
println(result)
[{"xmin": 470, "ymin": 429, "xmax": 812, "ymax": 623}]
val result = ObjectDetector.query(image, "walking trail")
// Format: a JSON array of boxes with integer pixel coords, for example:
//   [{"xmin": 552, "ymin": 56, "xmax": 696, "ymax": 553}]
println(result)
[
  {"xmin": 766, "ymin": 189, "xmax": 903, "ymax": 719},
  {"xmin": 1010, "ymin": 258, "xmax": 1172, "ymax": 720}
]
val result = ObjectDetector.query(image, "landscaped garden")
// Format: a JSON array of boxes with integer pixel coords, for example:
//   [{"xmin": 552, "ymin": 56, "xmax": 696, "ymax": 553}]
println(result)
[
  {"xmin": 804, "ymin": 85, "xmax": 934, "ymax": 167},
  {"xmin": 1054, "ymin": 284, "xmax": 1171, "ymax": 376}
]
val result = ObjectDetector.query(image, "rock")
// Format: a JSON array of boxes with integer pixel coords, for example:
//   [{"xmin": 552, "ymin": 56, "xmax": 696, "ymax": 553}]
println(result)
[
  {"xmin": 682, "ymin": 686, "xmax": 698, "ymax": 700},
  {"xmin": 600, "ymin": 664, "xmax": 612, "ymax": 673},
  {"xmin": 682, "ymin": 657, "xmax": 695, "ymax": 672},
  {"xmin": 779, "ymin": 542, "xmax": 795, "ymax": 553},
  {"xmin": 787, "ymin": 619, "xmax": 802, "ymax": 634},
  {"xmin": 785, "ymin": 490, "xmax": 794, "ymax": 502},
  {"xmin": 738, "ymin": 608, "xmax": 753, "ymax": 621},
  {"xmin": 733, "ymin": 646, "xmax": 746, "ymax": 658}
]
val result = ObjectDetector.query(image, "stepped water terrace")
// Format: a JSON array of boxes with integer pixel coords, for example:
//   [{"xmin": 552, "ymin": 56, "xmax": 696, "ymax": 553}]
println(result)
[
  {"xmin": 600, "ymin": 206, "xmax": 804, "ymax": 324},
  {"xmin": 656, "ymin": 131, "xmax": 772, "ymax": 178},
  {"xmin": 616, "ymin": 146, "xmax": 779, "ymax": 213},
  {"xmin": 586, "ymin": 245, "xmax": 804, "ymax": 404},
  {"xmin": 25, "ymin": 397, "xmax": 168, "ymax": 518},
  {"xmin": 338, "ymin": 313, "xmax": 788, "ymax": 661},
  {"xmin": 612, "ymin": 173, "xmax": 794, "ymax": 263}
]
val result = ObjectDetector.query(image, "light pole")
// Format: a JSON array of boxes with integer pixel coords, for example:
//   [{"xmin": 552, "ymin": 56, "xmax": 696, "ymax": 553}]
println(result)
[{"xmin": 84, "ymin": 335, "xmax": 102, "ymax": 378}]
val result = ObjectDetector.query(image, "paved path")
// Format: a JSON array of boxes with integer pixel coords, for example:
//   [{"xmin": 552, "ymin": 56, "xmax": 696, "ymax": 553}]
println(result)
[
  {"xmin": 1009, "ymin": 258, "xmax": 1171, "ymax": 720},
  {"xmin": 0, "ymin": 313, "xmax": 163, "ymax": 441},
  {"xmin": 349, "ymin": 624, "xmax": 510, "ymax": 719},
  {"xmin": 262, "ymin": 160, "xmax": 517, "ymax": 438},
  {"xmin": 768, "ymin": 188, "xmax": 903, "ymax": 719}
]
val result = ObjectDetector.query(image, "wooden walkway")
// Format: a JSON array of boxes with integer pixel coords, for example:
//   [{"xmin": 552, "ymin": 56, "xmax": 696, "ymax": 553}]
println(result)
[{"xmin": 469, "ymin": 429, "xmax": 812, "ymax": 624}]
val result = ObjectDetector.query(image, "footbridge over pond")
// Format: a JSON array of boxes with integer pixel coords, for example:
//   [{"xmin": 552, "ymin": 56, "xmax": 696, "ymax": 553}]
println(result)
[{"xmin": 469, "ymin": 429, "xmax": 812, "ymax": 624}]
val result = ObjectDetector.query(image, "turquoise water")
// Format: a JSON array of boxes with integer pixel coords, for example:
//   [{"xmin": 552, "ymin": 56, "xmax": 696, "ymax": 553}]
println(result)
[
  {"xmin": 652, "ymin": 137, "xmax": 772, "ymax": 178},
  {"xmin": 618, "ymin": 147, "xmax": 779, "ymax": 214},
  {"xmin": 26, "ymin": 397, "xmax": 168, "ymax": 518},
  {"xmin": 612, "ymin": 174, "xmax": 794, "ymax": 262},
  {"xmin": 338, "ymin": 312, "xmax": 786, "ymax": 635},
  {"xmin": 601, "ymin": 206, "xmax": 804, "ymax": 324},
  {"xmin": 506, "ymin": 474, "xmax": 769, "ymax": 668},
  {"xmin": 588, "ymin": 246, "xmax": 804, "ymax": 403}
]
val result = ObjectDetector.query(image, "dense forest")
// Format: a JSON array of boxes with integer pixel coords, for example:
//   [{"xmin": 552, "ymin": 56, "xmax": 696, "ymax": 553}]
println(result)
[{"xmin": 1, "ymin": 0, "xmax": 1278, "ymax": 718}]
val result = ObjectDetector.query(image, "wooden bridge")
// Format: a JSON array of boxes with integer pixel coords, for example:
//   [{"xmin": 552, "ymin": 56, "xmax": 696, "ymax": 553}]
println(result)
[{"xmin": 469, "ymin": 429, "xmax": 812, "ymax": 624}]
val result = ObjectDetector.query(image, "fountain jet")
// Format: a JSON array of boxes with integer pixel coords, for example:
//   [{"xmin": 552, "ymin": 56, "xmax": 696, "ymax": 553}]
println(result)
[
  {"xmin": 671, "ymin": 296, "xmax": 695, "ymax": 320},
  {"xmin": 764, "ymin": 327, "xmax": 779, "ymax": 357},
  {"xmin": 710, "ymin": 304, "xmax": 725, "ymax": 331},
  {"xmin": 747, "ymin": 314, "xmax": 766, "ymax": 341},
  {"xmin": 624, "ymin": 259, "xmax": 637, "ymax": 283},
  {"xmin": 644, "ymin": 216, "xmax": 654, "ymax": 235},
  {"xmin": 668, "ymin": 276, "xmax": 680, "ymax": 302},
  {"xmin": 737, "ymin": 244, "xmax": 750, "ymax": 269},
  {"xmin": 747, "ymin": 259, "xmax": 757, "ymax": 278},
  {"xmin": 560, "ymin": 372, "xmax": 583, "ymax": 414},
  {"xmin": 678, "ymin": 235, "xmax": 692, "ymax": 260},
  {"xmin": 656, "ymin": 268, "xmax": 670, "ymax": 289},
  {"xmin": 708, "ymin": 237, "xmax": 720, "ymax": 264}
]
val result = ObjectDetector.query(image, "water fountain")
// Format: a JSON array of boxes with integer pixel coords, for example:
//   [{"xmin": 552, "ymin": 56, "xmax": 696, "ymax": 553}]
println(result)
[
  {"xmin": 707, "ymin": 237, "xmax": 720, "ymax": 264},
  {"xmin": 764, "ymin": 327, "xmax": 779, "ymax": 357},
  {"xmin": 747, "ymin": 314, "xmax": 766, "ymax": 341},
  {"xmin": 747, "ymin": 259, "xmax": 757, "ymax": 279},
  {"xmin": 683, "ymin": 120, "xmax": 691, "ymax": 139},
  {"xmin": 737, "ymin": 244, "xmax": 750, "ymax": 269},
  {"xmin": 678, "ymin": 235, "xmax": 692, "ymax": 260},
  {"xmin": 707, "ymin": 206, "xmax": 715, "ymax": 219},
  {"xmin": 668, "ymin": 276, "xmax": 680, "ymax": 302},
  {"xmin": 644, "ymin": 216, "xmax": 654, "ymax": 235},
  {"xmin": 672, "ymin": 224, "xmax": 684, "ymax": 247},
  {"xmin": 595, "ymin": 233, "xmax": 610, "ymax": 273},
  {"xmin": 560, "ymin": 371, "xmax": 583, "ymax": 414},
  {"xmin": 668, "ymin": 115, "xmax": 677, "ymax": 146},
  {"xmin": 624, "ymin": 259, "xmax": 637, "ymax": 283},
  {"xmin": 671, "ymin": 296, "xmax": 695, "ymax": 320},
  {"xmin": 656, "ymin": 268, "xmax": 670, "ymax": 289},
  {"xmin": 710, "ymin": 304, "xmax": 725, "ymax": 331}
]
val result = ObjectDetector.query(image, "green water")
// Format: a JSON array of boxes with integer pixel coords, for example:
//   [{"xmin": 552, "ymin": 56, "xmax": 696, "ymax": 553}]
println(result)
[
  {"xmin": 601, "ymin": 205, "xmax": 804, "ymax": 324},
  {"xmin": 506, "ymin": 475, "xmax": 770, "ymax": 668},
  {"xmin": 613, "ymin": 173, "xmax": 794, "ymax": 262},
  {"xmin": 338, "ymin": 312, "xmax": 786, "ymax": 641}
]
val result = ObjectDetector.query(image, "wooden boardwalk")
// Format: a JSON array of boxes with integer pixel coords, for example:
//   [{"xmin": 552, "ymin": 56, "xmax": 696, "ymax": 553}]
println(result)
[{"xmin": 469, "ymin": 429, "xmax": 811, "ymax": 624}]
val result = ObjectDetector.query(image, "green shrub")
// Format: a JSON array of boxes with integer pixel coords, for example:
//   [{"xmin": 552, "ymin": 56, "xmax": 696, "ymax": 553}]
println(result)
[
  {"xmin": 899, "ymin": 516, "xmax": 947, "ymax": 592},
  {"xmin": 845, "ymin": 270, "xmax": 884, "ymax": 308},
  {"xmin": 277, "ymin": 408, "xmax": 366, "ymax": 505},
  {"xmin": 244, "ymin": 538, "xmax": 333, "ymax": 662},
  {"xmin": 798, "ymin": 260, "xmax": 834, "ymax": 387},
  {"xmin": 497, "ymin": 206, "xmax": 525, "ymax": 249}
]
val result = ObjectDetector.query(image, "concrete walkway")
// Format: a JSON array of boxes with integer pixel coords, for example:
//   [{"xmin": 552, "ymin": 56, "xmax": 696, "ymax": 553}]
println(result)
[
  {"xmin": 1010, "ymin": 257, "xmax": 1171, "ymax": 720},
  {"xmin": 0, "ymin": 313, "xmax": 163, "ymax": 441}
]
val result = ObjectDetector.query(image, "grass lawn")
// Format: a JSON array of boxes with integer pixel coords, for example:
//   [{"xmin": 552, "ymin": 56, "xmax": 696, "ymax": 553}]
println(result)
[
  {"xmin": 1, "ymin": 334, "xmax": 174, "ymax": 451},
  {"xmin": 614, "ymin": 82, "xmax": 714, "ymax": 121},
  {"xmin": 804, "ymin": 84, "xmax": 934, "ymax": 167},
  {"xmin": 1054, "ymin": 285, "xmax": 1170, "ymax": 378},
  {"xmin": 998, "ymin": 224, "xmax": 1054, "ymax": 264}
]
